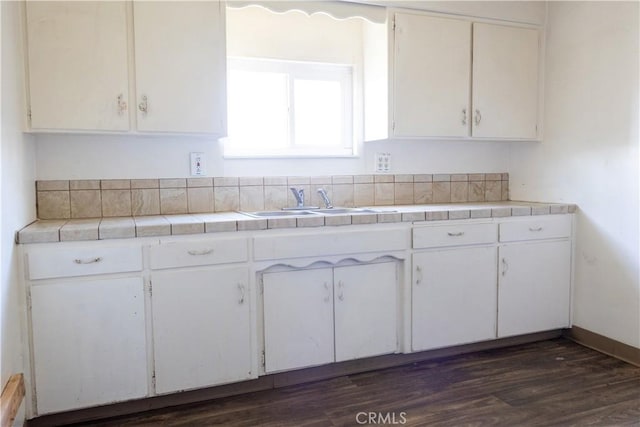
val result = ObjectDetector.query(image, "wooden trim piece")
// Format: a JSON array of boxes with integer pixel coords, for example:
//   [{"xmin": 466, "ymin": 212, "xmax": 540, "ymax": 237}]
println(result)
[
  {"xmin": 1, "ymin": 374, "xmax": 25, "ymax": 427},
  {"xmin": 565, "ymin": 326, "xmax": 640, "ymax": 367},
  {"xmin": 27, "ymin": 331, "xmax": 561, "ymax": 426}
]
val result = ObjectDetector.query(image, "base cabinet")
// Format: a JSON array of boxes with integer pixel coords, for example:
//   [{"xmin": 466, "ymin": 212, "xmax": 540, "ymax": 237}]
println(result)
[
  {"xmin": 151, "ymin": 267, "xmax": 253, "ymax": 394},
  {"xmin": 498, "ymin": 240, "xmax": 572, "ymax": 337},
  {"xmin": 263, "ymin": 262, "xmax": 398, "ymax": 373},
  {"xmin": 22, "ymin": 216, "xmax": 573, "ymax": 417},
  {"xmin": 263, "ymin": 268, "xmax": 335, "ymax": 373},
  {"xmin": 30, "ymin": 277, "xmax": 147, "ymax": 414},
  {"xmin": 334, "ymin": 263, "xmax": 398, "ymax": 362},
  {"xmin": 412, "ymin": 246, "xmax": 498, "ymax": 351}
]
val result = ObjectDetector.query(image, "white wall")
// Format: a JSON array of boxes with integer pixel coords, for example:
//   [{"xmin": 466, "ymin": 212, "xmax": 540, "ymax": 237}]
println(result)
[
  {"xmin": 1, "ymin": 0, "xmax": 36, "ymax": 407},
  {"xmin": 34, "ymin": 133, "xmax": 511, "ymax": 179},
  {"xmin": 510, "ymin": 1, "xmax": 639, "ymax": 348}
]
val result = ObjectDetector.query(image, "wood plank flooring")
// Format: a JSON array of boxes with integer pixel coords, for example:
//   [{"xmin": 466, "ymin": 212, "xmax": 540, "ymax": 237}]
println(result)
[{"xmin": 70, "ymin": 339, "xmax": 640, "ymax": 426}]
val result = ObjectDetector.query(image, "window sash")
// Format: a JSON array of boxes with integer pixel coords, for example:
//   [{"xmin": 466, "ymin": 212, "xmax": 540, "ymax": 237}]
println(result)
[{"xmin": 226, "ymin": 57, "xmax": 354, "ymax": 157}]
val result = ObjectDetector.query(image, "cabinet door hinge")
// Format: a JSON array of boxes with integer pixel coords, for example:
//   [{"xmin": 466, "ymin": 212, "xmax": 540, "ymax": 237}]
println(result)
[
  {"xmin": 261, "ymin": 350, "xmax": 265, "ymax": 367},
  {"xmin": 259, "ymin": 276, "xmax": 264, "ymax": 295},
  {"xmin": 27, "ymin": 107, "xmax": 32, "ymax": 124},
  {"xmin": 392, "ymin": 19, "xmax": 396, "ymax": 31},
  {"xmin": 152, "ymin": 370, "xmax": 157, "ymax": 390}
]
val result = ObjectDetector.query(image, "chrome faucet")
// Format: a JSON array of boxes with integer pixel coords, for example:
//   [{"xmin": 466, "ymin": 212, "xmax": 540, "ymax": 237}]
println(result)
[
  {"xmin": 317, "ymin": 188, "xmax": 333, "ymax": 209},
  {"xmin": 290, "ymin": 187, "xmax": 305, "ymax": 208}
]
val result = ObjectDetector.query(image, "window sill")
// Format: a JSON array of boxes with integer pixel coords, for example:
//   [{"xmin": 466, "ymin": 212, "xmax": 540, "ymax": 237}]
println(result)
[{"xmin": 223, "ymin": 152, "xmax": 360, "ymax": 160}]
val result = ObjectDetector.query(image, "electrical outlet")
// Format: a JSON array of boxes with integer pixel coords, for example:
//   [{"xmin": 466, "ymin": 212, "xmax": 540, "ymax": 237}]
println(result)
[
  {"xmin": 190, "ymin": 152, "xmax": 206, "ymax": 176},
  {"xmin": 375, "ymin": 152, "xmax": 391, "ymax": 173}
]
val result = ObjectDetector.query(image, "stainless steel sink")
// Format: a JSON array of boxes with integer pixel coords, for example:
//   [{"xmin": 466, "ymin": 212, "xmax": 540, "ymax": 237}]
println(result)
[
  {"xmin": 240, "ymin": 210, "xmax": 319, "ymax": 218},
  {"xmin": 239, "ymin": 207, "xmax": 392, "ymax": 218},
  {"xmin": 311, "ymin": 208, "xmax": 380, "ymax": 214}
]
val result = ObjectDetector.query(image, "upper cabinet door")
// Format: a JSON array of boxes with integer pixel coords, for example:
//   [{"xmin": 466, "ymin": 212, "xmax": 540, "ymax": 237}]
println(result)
[
  {"xmin": 26, "ymin": 2, "xmax": 130, "ymax": 131},
  {"xmin": 472, "ymin": 23, "xmax": 540, "ymax": 139},
  {"xmin": 393, "ymin": 13, "xmax": 471, "ymax": 138},
  {"xmin": 133, "ymin": 1, "xmax": 226, "ymax": 134}
]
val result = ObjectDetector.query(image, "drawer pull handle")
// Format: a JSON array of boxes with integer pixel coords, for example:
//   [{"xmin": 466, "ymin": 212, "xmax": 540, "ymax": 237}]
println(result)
[
  {"xmin": 187, "ymin": 249, "xmax": 214, "ymax": 256},
  {"xmin": 529, "ymin": 226, "xmax": 543, "ymax": 232},
  {"xmin": 415, "ymin": 266, "xmax": 423, "ymax": 286},
  {"xmin": 501, "ymin": 258, "xmax": 509, "ymax": 277},
  {"xmin": 447, "ymin": 231, "xmax": 465, "ymax": 237},
  {"xmin": 74, "ymin": 257, "xmax": 102, "ymax": 265},
  {"xmin": 474, "ymin": 109, "xmax": 482, "ymax": 126},
  {"xmin": 237, "ymin": 283, "xmax": 245, "ymax": 305},
  {"xmin": 323, "ymin": 282, "xmax": 331, "ymax": 302},
  {"xmin": 337, "ymin": 280, "xmax": 344, "ymax": 301}
]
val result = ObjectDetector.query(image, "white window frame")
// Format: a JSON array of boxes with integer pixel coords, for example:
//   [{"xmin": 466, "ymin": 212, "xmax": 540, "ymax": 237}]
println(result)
[{"xmin": 224, "ymin": 57, "xmax": 355, "ymax": 158}]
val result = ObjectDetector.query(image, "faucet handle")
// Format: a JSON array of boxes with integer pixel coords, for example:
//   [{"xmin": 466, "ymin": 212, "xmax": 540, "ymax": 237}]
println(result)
[
  {"xmin": 317, "ymin": 188, "xmax": 333, "ymax": 209},
  {"xmin": 289, "ymin": 187, "xmax": 305, "ymax": 208}
]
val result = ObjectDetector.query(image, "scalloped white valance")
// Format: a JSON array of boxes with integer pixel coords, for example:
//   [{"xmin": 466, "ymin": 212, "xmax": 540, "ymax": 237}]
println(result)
[{"xmin": 226, "ymin": 1, "xmax": 387, "ymax": 24}]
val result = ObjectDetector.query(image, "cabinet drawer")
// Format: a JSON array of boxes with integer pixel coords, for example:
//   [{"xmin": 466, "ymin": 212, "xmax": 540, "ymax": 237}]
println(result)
[
  {"xmin": 28, "ymin": 246, "xmax": 142, "ymax": 280},
  {"xmin": 499, "ymin": 215, "xmax": 572, "ymax": 242},
  {"xmin": 413, "ymin": 223, "xmax": 497, "ymax": 249},
  {"xmin": 150, "ymin": 238, "xmax": 248, "ymax": 270}
]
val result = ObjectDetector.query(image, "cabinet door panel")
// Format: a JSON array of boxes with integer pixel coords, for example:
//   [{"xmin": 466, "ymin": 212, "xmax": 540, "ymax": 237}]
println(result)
[
  {"xmin": 152, "ymin": 267, "xmax": 252, "ymax": 394},
  {"xmin": 263, "ymin": 269, "xmax": 334, "ymax": 373},
  {"xmin": 413, "ymin": 247, "xmax": 497, "ymax": 351},
  {"xmin": 31, "ymin": 278, "xmax": 147, "ymax": 414},
  {"xmin": 393, "ymin": 13, "xmax": 471, "ymax": 137},
  {"xmin": 498, "ymin": 241, "xmax": 571, "ymax": 337},
  {"xmin": 334, "ymin": 263, "xmax": 398, "ymax": 362},
  {"xmin": 26, "ymin": 2, "xmax": 129, "ymax": 130},
  {"xmin": 472, "ymin": 23, "xmax": 539, "ymax": 139},
  {"xmin": 133, "ymin": 1, "xmax": 226, "ymax": 133}
]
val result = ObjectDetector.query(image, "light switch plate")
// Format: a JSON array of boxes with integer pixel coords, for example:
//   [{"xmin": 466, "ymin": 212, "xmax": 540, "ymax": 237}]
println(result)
[
  {"xmin": 375, "ymin": 152, "xmax": 391, "ymax": 173},
  {"xmin": 190, "ymin": 152, "xmax": 206, "ymax": 176}
]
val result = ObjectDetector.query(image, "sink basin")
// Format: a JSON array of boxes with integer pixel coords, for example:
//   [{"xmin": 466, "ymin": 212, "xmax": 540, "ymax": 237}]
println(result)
[
  {"xmin": 239, "ymin": 207, "xmax": 393, "ymax": 218},
  {"xmin": 312, "ymin": 208, "xmax": 380, "ymax": 214},
  {"xmin": 240, "ymin": 210, "xmax": 319, "ymax": 218}
]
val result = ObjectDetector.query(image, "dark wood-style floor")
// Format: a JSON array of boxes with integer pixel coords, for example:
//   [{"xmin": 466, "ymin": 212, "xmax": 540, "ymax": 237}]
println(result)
[{"xmin": 72, "ymin": 339, "xmax": 639, "ymax": 427}]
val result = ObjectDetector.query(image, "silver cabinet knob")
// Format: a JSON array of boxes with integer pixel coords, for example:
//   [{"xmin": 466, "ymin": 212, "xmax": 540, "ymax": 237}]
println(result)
[
  {"xmin": 117, "ymin": 94, "xmax": 127, "ymax": 115},
  {"xmin": 138, "ymin": 95, "xmax": 148, "ymax": 115}
]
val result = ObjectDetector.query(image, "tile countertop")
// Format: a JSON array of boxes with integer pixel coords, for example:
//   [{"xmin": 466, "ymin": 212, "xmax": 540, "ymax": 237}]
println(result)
[{"xmin": 17, "ymin": 201, "xmax": 577, "ymax": 244}]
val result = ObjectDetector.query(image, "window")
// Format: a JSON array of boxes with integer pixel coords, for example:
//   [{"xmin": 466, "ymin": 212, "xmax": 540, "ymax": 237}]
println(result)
[
  {"xmin": 224, "ymin": 3, "xmax": 387, "ymax": 158},
  {"xmin": 225, "ymin": 58, "xmax": 354, "ymax": 157}
]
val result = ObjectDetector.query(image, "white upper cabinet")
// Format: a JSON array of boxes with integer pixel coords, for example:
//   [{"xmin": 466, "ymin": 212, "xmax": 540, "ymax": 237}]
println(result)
[
  {"xmin": 132, "ymin": 2, "xmax": 226, "ymax": 134},
  {"xmin": 25, "ymin": 1, "xmax": 226, "ymax": 134},
  {"xmin": 391, "ymin": 11, "xmax": 541, "ymax": 140},
  {"xmin": 393, "ymin": 13, "xmax": 471, "ymax": 138},
  {"xmin": 472, "ymin": 23, "xmax": 539, "ymax": 139},
  {"xmin": 26, "ymin": 2, "xmax": 130, "ymax": 131}
]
